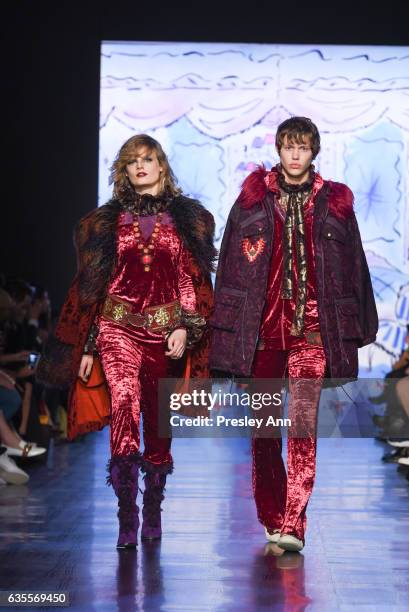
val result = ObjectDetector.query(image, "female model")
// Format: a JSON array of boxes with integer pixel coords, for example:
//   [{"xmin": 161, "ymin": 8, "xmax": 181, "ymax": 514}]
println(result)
[{"xmin": 39, "ymin": 135, "xmax": 215, "ymax": 548}]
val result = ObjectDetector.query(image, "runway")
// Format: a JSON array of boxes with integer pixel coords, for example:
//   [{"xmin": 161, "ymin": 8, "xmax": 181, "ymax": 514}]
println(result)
[{"xmin": 1, "ymin": 430, "xmax": 408, "ymax": 611}]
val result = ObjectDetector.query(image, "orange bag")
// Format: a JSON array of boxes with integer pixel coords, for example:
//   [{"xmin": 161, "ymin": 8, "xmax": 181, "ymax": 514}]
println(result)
[{"xmin": 74, "ymin": 357, "xmax": 110, "ymax": 426}]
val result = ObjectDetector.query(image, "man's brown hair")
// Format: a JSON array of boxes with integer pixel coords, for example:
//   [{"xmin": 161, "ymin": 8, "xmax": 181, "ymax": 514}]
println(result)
[{"xmin": 276, "ymin": 117, "xmax": 320, "ymax": 159}]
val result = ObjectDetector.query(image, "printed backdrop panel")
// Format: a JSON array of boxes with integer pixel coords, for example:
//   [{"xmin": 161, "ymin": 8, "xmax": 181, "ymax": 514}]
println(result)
[{"xmin": 99, "ymin": 42, "xmax": 409, "ymax": 375}]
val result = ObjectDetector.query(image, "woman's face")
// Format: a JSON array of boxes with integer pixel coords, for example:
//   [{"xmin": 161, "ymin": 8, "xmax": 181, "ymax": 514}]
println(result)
[{"xmin": 125, "ymin": 147, "xmax": 163, "ymax": 195}]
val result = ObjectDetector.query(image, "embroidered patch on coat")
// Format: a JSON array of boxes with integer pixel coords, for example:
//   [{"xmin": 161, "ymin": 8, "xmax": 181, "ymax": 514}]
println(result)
[{"xmin": 242, "ymin": 238, "xmax": 266, "ymax": 263}]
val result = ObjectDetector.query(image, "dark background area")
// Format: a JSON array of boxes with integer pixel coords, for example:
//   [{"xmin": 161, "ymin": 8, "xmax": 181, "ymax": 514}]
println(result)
[{"xmin": 2, "ymin": 1, "xmax": 408, "ymax": 309}]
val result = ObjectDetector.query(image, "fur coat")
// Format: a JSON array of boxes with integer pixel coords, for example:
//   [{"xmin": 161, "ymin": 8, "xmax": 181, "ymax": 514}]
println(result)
[{"xmin": 37, "ymin": 194, "xmax": 216, "ymax": 439}]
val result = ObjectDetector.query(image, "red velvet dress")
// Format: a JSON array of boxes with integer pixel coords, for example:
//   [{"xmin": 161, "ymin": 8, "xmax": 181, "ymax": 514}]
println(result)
[
  {"xmin": 251, "ymin": 169, "xmax": 326, "ymax": 543},
  {"xmin": 97, "ymin": 211, "xmax": 197, "ymax": 465}
]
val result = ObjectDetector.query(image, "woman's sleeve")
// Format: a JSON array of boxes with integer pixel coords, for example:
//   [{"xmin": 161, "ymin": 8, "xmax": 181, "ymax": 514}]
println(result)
[
  {"xmin": 83, "ymin": 321, "xmax": 99, "ymax": 355},
  {"xmin": 178, "ymin": 242, "xmax": 197, "ymax": 313},
  {"xmin": 176, "ymin": 242, "xmax": 206, "ymax": 348}
]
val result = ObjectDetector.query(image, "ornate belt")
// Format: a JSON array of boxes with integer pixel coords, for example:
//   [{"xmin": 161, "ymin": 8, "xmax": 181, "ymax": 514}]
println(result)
[{"xmin": 102, "ymin": 295, "xmax": 182, "ymax": 334}]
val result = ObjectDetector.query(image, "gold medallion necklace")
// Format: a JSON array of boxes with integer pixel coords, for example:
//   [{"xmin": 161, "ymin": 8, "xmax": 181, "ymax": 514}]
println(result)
[{"xmin": 133, "ymin": 212, "xmax": 163, "ymax": 272}]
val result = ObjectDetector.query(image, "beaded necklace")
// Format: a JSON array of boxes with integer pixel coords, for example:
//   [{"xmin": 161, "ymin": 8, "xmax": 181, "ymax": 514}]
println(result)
[{"xmin": 132, "ymin": 212, "xmax": 164, "ymax": 272}]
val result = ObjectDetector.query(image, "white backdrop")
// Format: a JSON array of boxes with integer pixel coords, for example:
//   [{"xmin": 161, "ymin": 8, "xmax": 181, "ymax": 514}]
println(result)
[{"xmin": 99, "ymin": 42, "xmax": 409, "ymax": 375}]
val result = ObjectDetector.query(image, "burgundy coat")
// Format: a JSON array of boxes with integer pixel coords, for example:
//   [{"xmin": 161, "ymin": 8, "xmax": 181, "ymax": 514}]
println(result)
[{"xmin": 209, "ymin": 167, "xmax": 378, "ymax": 379}]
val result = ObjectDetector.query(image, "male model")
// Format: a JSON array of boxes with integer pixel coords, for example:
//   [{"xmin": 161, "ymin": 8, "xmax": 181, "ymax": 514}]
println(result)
[{"xmin": 210, "ymin": 117, "xmax": 378, "ymax": 551}]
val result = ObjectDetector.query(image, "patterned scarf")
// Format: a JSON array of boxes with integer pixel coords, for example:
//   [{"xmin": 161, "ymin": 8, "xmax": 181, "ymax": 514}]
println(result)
[{"xmin": 278, "ymin": 169, "xmax": 314, "ymax": 336}]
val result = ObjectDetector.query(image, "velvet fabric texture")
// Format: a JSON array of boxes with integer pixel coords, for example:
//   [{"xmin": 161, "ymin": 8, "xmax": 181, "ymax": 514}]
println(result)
[
  {"xmin": 209, "ymin": 165, "xmax": 378, "ymax": 378},
  {"xmin": 104, "ymin": 211, "xmax": 197, "ymax": 342},
  {"xmin": 251, "ymin": 342, "xmax": 326, "ymax": 543},
  {"xmin": 37, "ymin": 194, "xmax": 215, "ymax": 440},
  {"xmin": 98, "ymin": 319, "xmax": 173, "ymax": 464},
  {"xmin": 259, "ymin": 172, "xmax": 323, "ymax": 349}
]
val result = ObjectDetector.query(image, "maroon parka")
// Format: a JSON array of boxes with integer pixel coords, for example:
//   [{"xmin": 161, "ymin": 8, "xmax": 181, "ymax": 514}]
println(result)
[{"xmin": 209, "ymin": 167, "xmax": 378, "ymax": 379}]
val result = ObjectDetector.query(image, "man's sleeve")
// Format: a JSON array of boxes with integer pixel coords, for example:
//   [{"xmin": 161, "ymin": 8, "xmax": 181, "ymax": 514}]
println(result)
[{"xmin": 350, "ymin": 213, "xmax": 379, "ymax": 346}]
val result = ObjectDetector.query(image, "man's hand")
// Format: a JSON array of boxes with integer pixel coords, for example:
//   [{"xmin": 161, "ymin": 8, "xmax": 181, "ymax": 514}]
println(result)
[
  {"xmin": 165, "ymin": 329, "xmax": 187, "ymax": 359},
  {"xmin": 78, "ymin": 354, "xmax": 94, "ymax": 382}
]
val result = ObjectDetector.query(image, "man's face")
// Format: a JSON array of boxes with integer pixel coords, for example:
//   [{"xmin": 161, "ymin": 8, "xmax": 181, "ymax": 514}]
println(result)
[
  {"xmin": 125, "ymin": 147, "xmax": 163, "ymax": 196},
  {"xmin": 278, "ymin": 134, "xmax": 314, "ymax": 184}
]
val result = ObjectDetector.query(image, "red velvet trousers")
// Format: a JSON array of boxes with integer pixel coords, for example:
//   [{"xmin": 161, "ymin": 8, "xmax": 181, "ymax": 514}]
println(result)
[
  {"xmin": 251, "ymin": 342, "xmax": 326, "ymax": 542},
  {"xmin": 97, "ymin": 319, "xmax": 172, "ymax": 468}
]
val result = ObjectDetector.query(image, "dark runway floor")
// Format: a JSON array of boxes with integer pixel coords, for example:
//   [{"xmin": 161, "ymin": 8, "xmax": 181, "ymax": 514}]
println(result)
[{"xmin": 0, "ymin": 430, "xmax": 408, "ymax": 611}]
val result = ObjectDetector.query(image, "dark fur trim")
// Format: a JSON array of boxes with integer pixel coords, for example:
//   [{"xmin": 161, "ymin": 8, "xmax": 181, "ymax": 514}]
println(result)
[
  {"xmin": 75, "ymin": 200, "xmax": 121, "ymax": 309},
  {"xmin": 75, "ymin": 196, "xmax": 216, "ymax": 310},
  {"xmin": 168, "ymin": 196, "xmax": 217, "ymax": 274},
  {"xmin": 140, "ymin": 458, "xmax": 174, "ymax": 476},
  {"xmin": 106, "ymin": 452, "xmax": 143, "ymax": 486}
]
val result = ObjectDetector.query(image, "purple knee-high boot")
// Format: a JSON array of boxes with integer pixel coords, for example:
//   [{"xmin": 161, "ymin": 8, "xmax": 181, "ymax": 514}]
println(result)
[
  {"xmin": 141, "ymin": 472, "xmax": 166, "ymax": 540},
  {"xmin": 107, "ymin": 455, "xmax": 141, "ymax": 549},
  {"xmin": 141, "ymin": 462, "xmax": 173, "ymax": 540}
]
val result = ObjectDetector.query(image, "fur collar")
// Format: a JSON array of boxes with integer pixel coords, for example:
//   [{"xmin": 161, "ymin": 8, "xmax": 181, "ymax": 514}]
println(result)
[
  {"xmin": 75, "ymin": 195, "xmax": 216, "ymax": 309},
  {"xmin": 237, "ymin": 165, "xmax": 354, "ymax": 219}
]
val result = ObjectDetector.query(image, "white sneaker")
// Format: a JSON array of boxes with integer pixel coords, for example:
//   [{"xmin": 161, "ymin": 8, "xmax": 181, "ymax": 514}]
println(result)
[
  {"xmin": 397, "ymin": 456, "xmax": 409, "ymax": 466},
  {"xmin": 387, "ymin": 439, "xmax": 409, "ymax": 448},
  {"xmin": 4, "ymin": 442, "xmax": 46, "ymax": 458},
  {"xmin": 19, "ymin": 437, "xmax": 38, "ymax": 448},
  {"xmin": 0, "ymin": 453, "xmax": 29, "ymax": 485},
  {"xmin": 278, "ymin": 534, "xmax": 304, "ymax": 552},
  {"xmin": 264, "ymin": 527, "xmax": 281, "ymax": 543}
]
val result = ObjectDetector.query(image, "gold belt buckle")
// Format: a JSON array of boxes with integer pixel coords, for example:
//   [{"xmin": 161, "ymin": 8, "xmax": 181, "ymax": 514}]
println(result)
[
  {"xmin": 153, "ymin": 307, "xmax": 171, "ymax": 327},
  {"xmin": 111, "ymin": 303, "xmax": 127, "ymax": 322}
]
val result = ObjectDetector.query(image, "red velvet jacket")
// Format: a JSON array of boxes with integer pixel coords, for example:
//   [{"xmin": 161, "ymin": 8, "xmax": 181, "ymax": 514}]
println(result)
[
  {"xmin": 37, "ymin": 195, "xmax": 216, "ymax": 439},
  {"xmin": 209, "ymin": 166, "xmax": 378, "ymax": 379}
]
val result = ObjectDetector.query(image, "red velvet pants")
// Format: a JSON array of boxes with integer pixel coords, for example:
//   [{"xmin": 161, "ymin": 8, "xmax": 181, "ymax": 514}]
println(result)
[
  {"xmin": 97, "ymin": 319, "xmax": 172, "ymax": 468},
  {"xmin": 251, "ymin": 342, "xmax": 326, "ymax": 542}
]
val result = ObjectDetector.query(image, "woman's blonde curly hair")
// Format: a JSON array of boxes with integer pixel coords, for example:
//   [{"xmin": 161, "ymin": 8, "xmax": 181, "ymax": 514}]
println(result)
[{"xmin": 109, "ymin": 134, "xmax": 181, "ymax": 197}]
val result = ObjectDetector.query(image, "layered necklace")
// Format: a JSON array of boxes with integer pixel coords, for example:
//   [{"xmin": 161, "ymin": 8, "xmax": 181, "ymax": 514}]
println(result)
[
  {"xmin": 118, "ymin": 184, "xmax": 172, "ymax": 272},
  {"xmin": 132, "ymin": 212, "xmax": 164, "ymax": 272}
]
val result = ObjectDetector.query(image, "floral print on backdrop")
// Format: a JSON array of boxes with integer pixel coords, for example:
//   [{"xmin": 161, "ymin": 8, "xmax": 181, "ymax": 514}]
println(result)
[{"xmin": 99, "ymin": 42, "xmax": 409, "ymax": 374}]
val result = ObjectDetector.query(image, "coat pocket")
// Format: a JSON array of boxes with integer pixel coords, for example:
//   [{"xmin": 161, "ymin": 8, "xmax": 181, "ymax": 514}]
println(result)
[
  {"xmin": 240, "ymin": 210, "xmax": 268, "ymax": 238},
  {"xmin": 335, "ymin": 297, "xmax": 362, "ymax": 340},
  {"xmin": 322, "ymin": 218, "xmax": 347, "ymax": 244},
  {"xmin": 210, "ymin": 286, "xmax": 247, "ymax": 332}
]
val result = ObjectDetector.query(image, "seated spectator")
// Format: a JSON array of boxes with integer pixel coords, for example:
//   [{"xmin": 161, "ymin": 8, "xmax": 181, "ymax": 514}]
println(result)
[
  {"xmin": 0, "ymin": 445, "xmax": 29, "ymax": 485},
  {"xmin": 386, "ymin": 376, "xmax": 409, "ymax": 452},
  {"xmin": 0, "ymin": 376, "xmax": 46, "ymax": 459},
  {"xmin": 0, "ymin": 288, "xmax": 46, "ymax": 458},
  {"xmin": 372, "ymin": 323, "xmax": 409, "ymax": 438},
  {"xmin": 31, "ymin": 285, "xmax": 52, "ymax": 346},
  {"xmin": 3, "ymin": 277, "xmax": 40, "ymax": 353}
]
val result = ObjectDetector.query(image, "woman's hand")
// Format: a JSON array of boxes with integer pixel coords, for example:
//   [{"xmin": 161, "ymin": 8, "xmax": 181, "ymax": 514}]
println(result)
[
  {"xmin": 78, "ymin": 354, "xmax": 94, "ymax": 382},
  {"xmin": 165, "ymin": 329, "xmax": 187, "ymax": 359},
  {"xmin": 16, "ymin": 365, "xmax": 34, "ymax": 379},
  {"xmin": 0, "ymin": 350, "xmax": 30, "ymax": 364}
]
